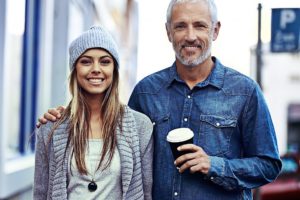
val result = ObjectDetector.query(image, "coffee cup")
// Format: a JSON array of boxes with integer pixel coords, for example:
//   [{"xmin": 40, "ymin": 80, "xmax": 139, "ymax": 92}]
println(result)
[{"xmin": 166, "ymin": 128, "xmax": 194, "ymax": 160}]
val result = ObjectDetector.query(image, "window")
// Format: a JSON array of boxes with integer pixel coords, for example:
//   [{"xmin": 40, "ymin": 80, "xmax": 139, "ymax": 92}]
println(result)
[{"xmin": 3, "ymin": 0, "xmax": 26, "ymax": 158}]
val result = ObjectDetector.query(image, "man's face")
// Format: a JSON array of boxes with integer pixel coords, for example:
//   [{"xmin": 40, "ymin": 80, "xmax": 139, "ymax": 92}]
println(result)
[{"xmin": 167, "ymin": 1, "xmax": 219, "ymax": 67}]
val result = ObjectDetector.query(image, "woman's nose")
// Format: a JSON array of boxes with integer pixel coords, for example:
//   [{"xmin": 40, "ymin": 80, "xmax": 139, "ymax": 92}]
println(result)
[{"xmin": 91, "ymin": 62, "xmax": 101, "ymax": 73}]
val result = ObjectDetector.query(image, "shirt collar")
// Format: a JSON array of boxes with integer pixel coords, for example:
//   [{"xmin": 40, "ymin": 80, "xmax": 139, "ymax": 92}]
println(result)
[{"xmin": 166, "ymin": 56, "xmax": 225, "ymax": 89}]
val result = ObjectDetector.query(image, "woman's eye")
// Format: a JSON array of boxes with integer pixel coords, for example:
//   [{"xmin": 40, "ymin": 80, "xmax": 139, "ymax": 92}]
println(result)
[
  {"xmin": 100, "ymin": 59, "xmax": 112, "ymax": 65},
  {"xmin": 79, "ymin": 59, "xmax": 92, "ymax": 65}
]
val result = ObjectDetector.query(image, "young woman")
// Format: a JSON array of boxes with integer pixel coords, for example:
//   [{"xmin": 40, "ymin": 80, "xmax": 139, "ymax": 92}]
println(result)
[{"xmin": 33, "ymin": 26, "xmax": 153, "ymax": 200}]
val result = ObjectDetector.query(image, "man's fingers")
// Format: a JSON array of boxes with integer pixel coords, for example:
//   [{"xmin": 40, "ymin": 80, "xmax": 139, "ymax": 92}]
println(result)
[
  {"xmin": 36, "ymin": 122, "xmax": 41, "ymax": 128},
  {"xmin": 178, "ymin": 158, "xmax": 199, "ymax": 173},
  {"xmin": 190, "ymin": 158, "xmax": 210, "ymax": 174},
  {"xmin": 175, "ymin": 144, "xmax": 204, "ymax": 165},
  {"xmin": 175, "ymin": 152, "xmax": 197, "ymax": 166},
  {"xmin": 38, "ymin": 117, "xmax": 48, "ymax": 123},
  {"xmin": 44, "ymin": 112, "xmax": 57, "ymax": 121},
  {"xmin": 37, "ymin": 117, "xmax": 48, "ymax": 127},
  {"xmin": 56, "ymin": 106, "xmax": 65, "ymax": 116},
  {"xmin": 48, "ymin": 108, "xmax": 61, "ymax": 118},
  {"xmin": 174, "ymin": 144, "xmax": 210, "ymax": 174},
  {"xmin": 178, "ymin": 144, "xmax": 201, "ymax": 152},
  {"xmin": 36, "ymin": 106, "xmax": 63, "ymax": 127},
  {"xmin": 177, "ymin": 157, "xmax": 210, "ymax": 174}
]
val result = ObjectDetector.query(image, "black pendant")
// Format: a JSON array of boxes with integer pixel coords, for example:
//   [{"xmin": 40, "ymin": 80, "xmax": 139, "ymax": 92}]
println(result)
[{"xmin": 88, "ymin": 180, "xmax": 97, "ymax": 192}]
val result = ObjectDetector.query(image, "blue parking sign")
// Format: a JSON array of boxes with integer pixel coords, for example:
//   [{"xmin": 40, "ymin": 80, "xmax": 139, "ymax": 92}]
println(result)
[{"xmin": 271, "ymin": 8, "xmax": 300, "ymax": 52}]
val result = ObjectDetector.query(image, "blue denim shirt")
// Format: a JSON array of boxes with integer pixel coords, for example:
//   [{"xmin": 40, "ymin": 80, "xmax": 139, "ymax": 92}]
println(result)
[{"xmin": 128, "ymin": 57, "xmax": 282, "ymax": 200}]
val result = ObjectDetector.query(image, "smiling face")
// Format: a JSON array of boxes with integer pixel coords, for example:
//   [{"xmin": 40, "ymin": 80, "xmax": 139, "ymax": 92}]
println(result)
[
  {"xmin": 166, "ymin": 1, "xmax": 220, "ymax": 67},
  {"xmin": 75, "ymin": 48, "xmax": 114, "ymax": 100}
]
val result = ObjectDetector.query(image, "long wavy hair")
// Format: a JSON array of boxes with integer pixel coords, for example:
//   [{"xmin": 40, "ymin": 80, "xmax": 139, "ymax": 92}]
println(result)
[{"xmin": 50, "ymin": 56, "xmax": 124, "ymax": 174}]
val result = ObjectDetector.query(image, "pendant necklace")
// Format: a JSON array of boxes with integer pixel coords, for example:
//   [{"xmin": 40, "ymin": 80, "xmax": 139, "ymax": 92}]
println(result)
[
  {"xmin": 88, "ymin": 179, "xmax": 97, "ymax": 192},
  {"xmin": 87, "ymin": 152, "xmax": 99, "ymax": 192}
]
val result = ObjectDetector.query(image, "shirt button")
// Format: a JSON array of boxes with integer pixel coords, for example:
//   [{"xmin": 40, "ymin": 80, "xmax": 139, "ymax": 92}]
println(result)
[
  {"xmin": 184, "ymin": 118, "xmax": 188, "ymax": 122},
  {"xmin": 174, "ymin": 192, "xmax": 178, "ymax": 196},
  {"xmin": 210, "ymin": 177, "xmax": 214, "ymax": 180},
  {"xmin": 187, "ymin": 95, "xmax": 191, "ymax": 99},
  {"xmin": 216, "ymin": 122, "xmax": 220, "ymax": 127}
]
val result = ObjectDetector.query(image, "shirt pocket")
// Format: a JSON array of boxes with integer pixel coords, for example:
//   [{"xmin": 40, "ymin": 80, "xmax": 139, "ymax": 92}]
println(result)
[{"xmin": 199, "ymin": 115, "xmax": 237, "ymax": 156}]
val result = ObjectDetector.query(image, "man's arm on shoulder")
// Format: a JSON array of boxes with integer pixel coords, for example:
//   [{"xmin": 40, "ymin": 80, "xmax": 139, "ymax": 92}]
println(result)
[{"xmin": 36, "ymin": 106, "xmax": 65, "ymax": 128}]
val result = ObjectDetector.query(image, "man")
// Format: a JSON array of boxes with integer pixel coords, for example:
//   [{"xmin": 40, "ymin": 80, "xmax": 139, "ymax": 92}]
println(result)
[{"xmin": 39, "ymin": 0, "xmax": 281, "ymax": 199}]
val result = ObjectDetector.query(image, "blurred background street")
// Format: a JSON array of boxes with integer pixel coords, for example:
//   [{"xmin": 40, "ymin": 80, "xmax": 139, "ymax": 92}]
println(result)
[{"xmin": 0, "ymin": 0, "xmax": 300, "ymax": 199}]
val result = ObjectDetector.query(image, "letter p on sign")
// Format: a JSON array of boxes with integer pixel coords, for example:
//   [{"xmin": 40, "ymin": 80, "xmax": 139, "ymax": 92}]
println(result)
[{"xmin": 280, "ymin": 10, "xmax": 296, "ymax": 29}]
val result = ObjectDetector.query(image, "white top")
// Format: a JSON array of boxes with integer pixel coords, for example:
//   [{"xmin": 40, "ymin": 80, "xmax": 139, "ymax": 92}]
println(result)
[
  {"xmin": 166, "ymin": 128, "xmax": 194, "ymax": 143},
  {"xmin": 67, "ymin": 139, "xmax": 122, "ymax": 200}
]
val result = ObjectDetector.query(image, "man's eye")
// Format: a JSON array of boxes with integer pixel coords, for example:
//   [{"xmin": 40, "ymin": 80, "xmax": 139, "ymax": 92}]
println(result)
[
  {"xmin": 174, "ymin": 25, "xmax": 185, "ymax": 30},
  {"xmin": 194, "ymin": 23, "xmax": 207, "ymax": 29}
]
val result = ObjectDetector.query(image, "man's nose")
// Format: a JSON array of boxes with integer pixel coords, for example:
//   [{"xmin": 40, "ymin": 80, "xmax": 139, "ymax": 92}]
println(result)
[{"xmin": 185, "ymin": 27, "xmax": 197, "ymax": 41}]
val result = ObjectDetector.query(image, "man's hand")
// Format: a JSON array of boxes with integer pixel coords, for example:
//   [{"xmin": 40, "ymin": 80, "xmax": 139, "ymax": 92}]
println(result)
[
  {"xmin": 36, "ymin": 106, "xmax": 65, "ymax": 128},
  {"xmin": 174, "ymin": 144, "xmax": 210, "ymax": 174}
]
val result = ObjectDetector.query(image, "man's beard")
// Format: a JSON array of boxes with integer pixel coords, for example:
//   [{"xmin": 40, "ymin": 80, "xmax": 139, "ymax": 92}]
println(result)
[{"xmin": 173, "ymin": 33, "xmax": 213, "ymax": 67}]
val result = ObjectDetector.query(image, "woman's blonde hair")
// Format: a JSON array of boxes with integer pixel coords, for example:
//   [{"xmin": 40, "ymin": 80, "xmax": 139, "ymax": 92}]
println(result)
[{"xmin": 51, "ymin": 55, "xmax": 124, "ymax": 174}]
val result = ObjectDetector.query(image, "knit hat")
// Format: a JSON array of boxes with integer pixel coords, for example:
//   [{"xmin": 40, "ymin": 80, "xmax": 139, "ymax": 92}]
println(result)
[{"xmin": 68, "ymin": 25, "xmax": 120, "ymax": 70}]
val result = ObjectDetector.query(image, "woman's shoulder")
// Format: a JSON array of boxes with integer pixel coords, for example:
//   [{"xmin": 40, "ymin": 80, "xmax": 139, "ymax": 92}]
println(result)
[
  {"xmin": 125, "ymin": 106, "xmax": 152, "ymax": 128},
  {"xmin": 36, "ymin": 120, "xmax": 69, "ymax": 139},
  {"xmin": 124, "ymin": 106, "xmax": 153, "ymax": 143}
]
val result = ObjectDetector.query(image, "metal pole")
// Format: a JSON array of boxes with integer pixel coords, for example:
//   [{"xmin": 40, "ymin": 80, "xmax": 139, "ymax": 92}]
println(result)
[
  {"xmin": 256, "ymin": 3, "xmax": 263, "ymax": 90},
  {"xmin": 254, "ymin": 6, "xmax": 263, "ymax": 198}
]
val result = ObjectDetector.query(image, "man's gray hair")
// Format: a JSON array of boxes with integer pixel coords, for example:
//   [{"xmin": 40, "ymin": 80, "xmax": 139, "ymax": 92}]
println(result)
[{"xmin": 166, "ymin": 0, "xmax": 218, "ymax": 27}]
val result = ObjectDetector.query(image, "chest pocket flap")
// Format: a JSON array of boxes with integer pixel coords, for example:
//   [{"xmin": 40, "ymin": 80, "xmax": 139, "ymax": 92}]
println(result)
[{"xmin": 200, "ymin": 115, "xmax": 237, "ymax": 128}]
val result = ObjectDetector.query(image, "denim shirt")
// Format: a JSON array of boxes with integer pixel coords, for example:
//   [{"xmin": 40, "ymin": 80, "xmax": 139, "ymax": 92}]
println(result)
[{"xmin": 128, "ymin": 57, "xmax": 282, "ymax": 200}]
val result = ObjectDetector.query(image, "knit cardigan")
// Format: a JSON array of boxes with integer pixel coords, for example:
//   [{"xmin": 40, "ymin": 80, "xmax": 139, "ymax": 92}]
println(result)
[{"xmin": 33, "ymin": 106, "xmax": 153, "ymax": 200}]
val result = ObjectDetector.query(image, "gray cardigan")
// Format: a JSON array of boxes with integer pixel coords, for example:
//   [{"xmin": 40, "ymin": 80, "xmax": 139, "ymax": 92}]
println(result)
[{"xmin": 33, "ymin": 106, "xmax": 153, "ymax": 200}]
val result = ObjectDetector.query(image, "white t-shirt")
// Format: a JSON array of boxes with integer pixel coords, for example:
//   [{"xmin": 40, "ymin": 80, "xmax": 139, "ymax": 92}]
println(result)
[{"xmin": 67, "ymin": 139, "xmax": 122, "ymax": 200}]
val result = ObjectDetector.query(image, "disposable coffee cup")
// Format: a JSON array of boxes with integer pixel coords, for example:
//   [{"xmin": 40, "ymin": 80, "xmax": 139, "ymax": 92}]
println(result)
[{"xmin": 166, "ymin": 128, "xmax": 194, "ymax": 160}]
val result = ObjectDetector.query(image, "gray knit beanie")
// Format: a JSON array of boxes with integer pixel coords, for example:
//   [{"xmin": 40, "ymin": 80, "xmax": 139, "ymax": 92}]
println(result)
[{"xmin": 69, "ymin": 25, "xmax": 119, "ymax": 70}]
